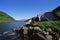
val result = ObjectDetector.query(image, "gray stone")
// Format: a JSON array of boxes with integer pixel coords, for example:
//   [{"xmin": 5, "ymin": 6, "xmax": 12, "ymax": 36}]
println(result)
[{"xmin": 46, "ymin": 35, "xmax": 52, "ymax": 40}]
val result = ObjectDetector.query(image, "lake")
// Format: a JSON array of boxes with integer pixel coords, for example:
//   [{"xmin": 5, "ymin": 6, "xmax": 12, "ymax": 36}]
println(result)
[{"xmin": 0, "ymin": 21, "xmax": 26, "ymax": 34}]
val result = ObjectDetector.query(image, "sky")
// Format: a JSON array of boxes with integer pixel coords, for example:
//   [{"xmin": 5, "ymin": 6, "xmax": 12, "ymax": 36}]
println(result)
[{"xmin": 0, "ymin": 0, "xmax": 60, "ymax": 20}]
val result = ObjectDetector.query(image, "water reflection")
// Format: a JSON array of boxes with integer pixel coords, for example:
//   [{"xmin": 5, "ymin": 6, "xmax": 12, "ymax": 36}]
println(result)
[{"xmin": 0, "ymin": 21, "xmax": 25, "ymax": 34}]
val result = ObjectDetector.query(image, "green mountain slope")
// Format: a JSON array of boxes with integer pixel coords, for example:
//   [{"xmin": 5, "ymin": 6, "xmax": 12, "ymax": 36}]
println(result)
[
  {"xmin": 53, "ymin": 6, "xmax": 60, "ymax": 17},
  {"xmin": 0, "ymin": 11, "xmax": 15, "ymax": 22}
]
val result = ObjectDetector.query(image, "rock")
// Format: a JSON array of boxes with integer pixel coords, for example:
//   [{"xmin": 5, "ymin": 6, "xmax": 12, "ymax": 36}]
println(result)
[
  {"xmin": 13, "ymin": 28, "xmax": 16, "ymax": 31},
  {"xmin": 13, "ymin": 28, "xmax": 19, "ymax": 33},
  {"xmin": 8, "ymin": 32, "xmax": 16, "ymax": 39},
  {"xmin": 0, "ymin": 34, "xmax": 3, "ymax": 39},
  {"xmin": 34, "ymin": 27, "xmax": 42, "ymax": 32},
  {"xmin": 23, "ymin": 26, "xmax": 28, "ymax": 35},
  {"xmin": 37, "ymin": 33, "xmax": 47, "ymax": 40},
  {"xmin": 47, "ymin": 28, "xmax": 52, "ymax": 32},
  {"xmin": 3, "ymin": 32, "xmax": 8, "ymax": 34},
  {"xmin": 55, "ymin": 33, "xmax": 60, "ymax": 40},
  {"xmin": 30, "ymin": 33, "xmax": 46, "ymax": 40},
  {"xmin": 0, "ymin": 34, "xmax": 2, "ymax": 37},
  {"xmin": 9, "ymin": 32, "xmax": 15, "ymax": 36},
  {"xmin": 42, "ymin": 31, "xmax": 47, "ymax": 35},
  {"xmin": 46, "ymin": 35, "xmax": 52, "ymax": 40},
  {"xmin": 29, "ymin": 26, "xmax": 33, "ymax": 30},
  {"xmin": 12, "ymin": 25, "xmax": 60, "ymax": 40},
  {"xmin": 28, "ymin": 26, "xmax": 34, "ymax": 37},
  {"xmin": 13, "ymin": 28, "xmax": 18, "ymax": 31},
  {"xmin": 59, "ymin": 38, "xmax": 60, "ymax": 40}
]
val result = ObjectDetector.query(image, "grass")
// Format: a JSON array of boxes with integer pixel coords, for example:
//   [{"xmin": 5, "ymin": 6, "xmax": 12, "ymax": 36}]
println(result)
[
  {"xmin": 54, "ymin": 11, "xmax": 60, "ymax": 17},
  {"xmin": 0, "ymin": 11, "xmax": 16, "ymax": 22},
  {"xmin": 32, "ymin": 20, "xmax": 60, "ymax": 30},
  {"xmin": 53, "ymin": 6, "xmax": 60, "ymax": 17}
]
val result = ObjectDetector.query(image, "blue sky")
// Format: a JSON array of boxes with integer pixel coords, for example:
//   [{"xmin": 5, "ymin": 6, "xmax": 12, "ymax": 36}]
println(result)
[{"xmin": 0, "ymin": 0, "xmax": 60, "ymax": 20}]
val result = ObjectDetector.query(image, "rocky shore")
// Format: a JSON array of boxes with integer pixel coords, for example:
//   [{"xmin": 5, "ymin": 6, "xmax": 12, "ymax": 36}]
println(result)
[
  {"xmin": 16, "ymin": 24, "xmax": 60, "ymax": 40},
  {"xmin": 0, "ymin": 23, "xmax": 60, "ymax": 40}
]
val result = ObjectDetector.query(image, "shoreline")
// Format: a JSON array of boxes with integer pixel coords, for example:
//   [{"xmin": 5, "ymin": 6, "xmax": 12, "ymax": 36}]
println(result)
[{"xmin": 0, "ymin": 22, "xmax": 60, "ymax": 40}]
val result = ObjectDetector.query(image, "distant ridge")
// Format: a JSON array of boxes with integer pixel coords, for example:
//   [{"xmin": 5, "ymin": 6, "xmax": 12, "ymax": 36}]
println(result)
[
  {"xmin": 41, "ymin": 6, "xmax": 60, "ymax": 21},
  {"xmin": 0, "ymin": 11, "xmax": 15, "ymax": 22},
  {"xmin": 28, "ymin": 6, "xmax": 60, "ymax": 22},
  {"xmin": 53, "ymin": 6, "xmax": 60, "ymax": 12},
  {"xmin": 53, "ymin": 6, "xmax": 60, "ymax": 17}
]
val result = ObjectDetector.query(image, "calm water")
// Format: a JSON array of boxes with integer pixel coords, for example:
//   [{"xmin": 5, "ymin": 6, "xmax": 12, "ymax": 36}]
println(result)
[{"xmin": 0, "ymin": 21, "xmax": 25, "ymax": 34}]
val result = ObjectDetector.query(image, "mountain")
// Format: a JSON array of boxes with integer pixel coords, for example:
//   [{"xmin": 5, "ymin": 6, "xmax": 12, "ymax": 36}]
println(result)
[
  {"xmin": 30, "ymin": 6, "xmax": 60, "ymax": 21},
  {"xmin": 40, "ymin": 12, "xmax": 60, "ymax": 21},
  {"xmin": 53, "ymin": 6, "xmax": 60, "ymax": 17},
  {"xmin": 0, "ymin": 11, "xmax": 15, "ymax": 22},
  {"xmin": 30, "ymin": 6, "xmax": 60, "ymax": 30}
]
